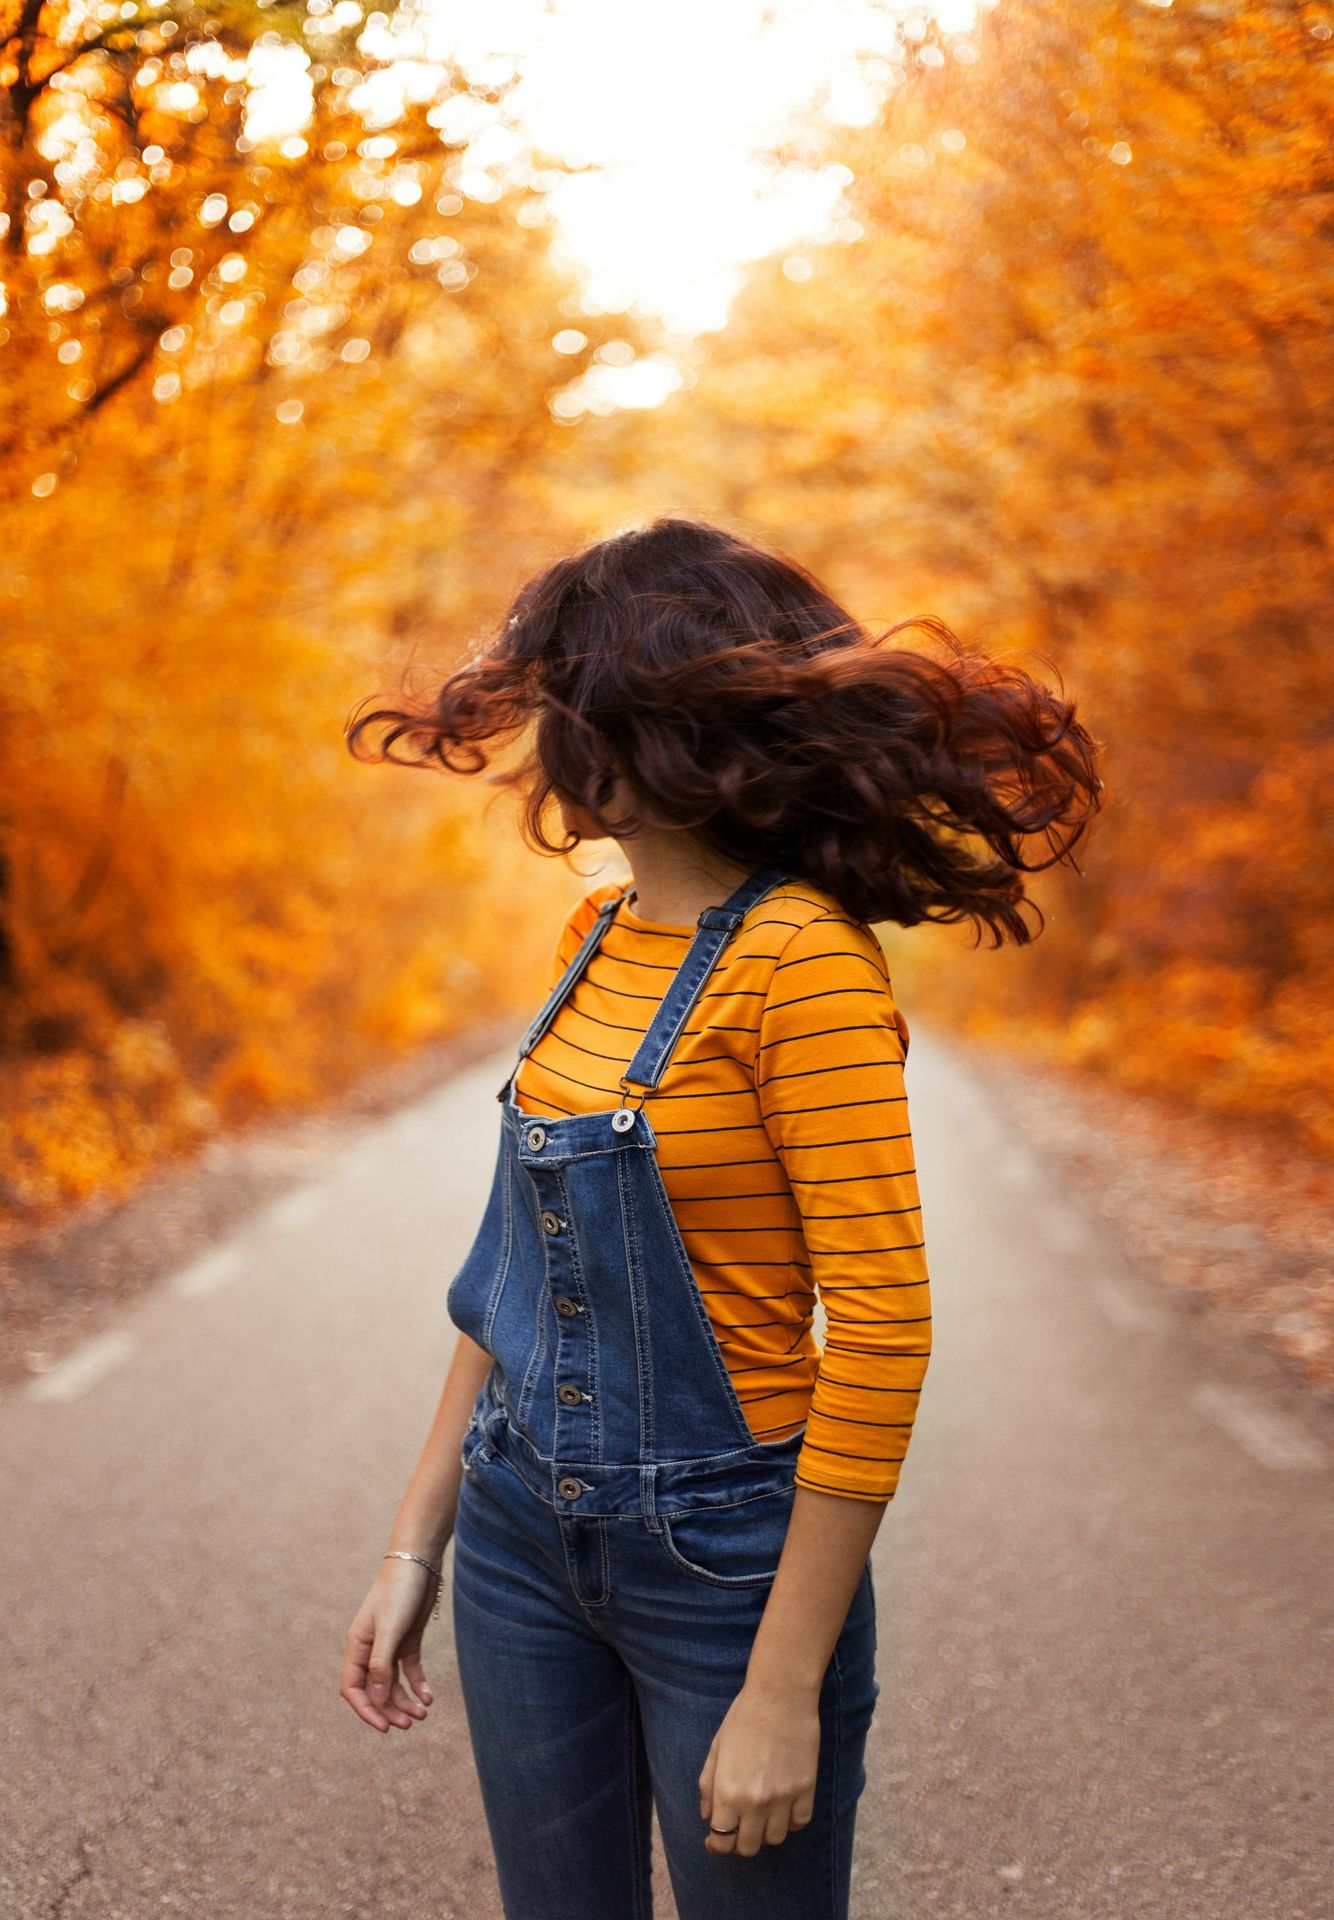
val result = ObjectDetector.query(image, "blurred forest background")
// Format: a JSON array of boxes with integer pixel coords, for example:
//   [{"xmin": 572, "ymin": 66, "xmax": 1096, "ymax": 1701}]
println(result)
[{"xmin": 1, "ymin": 0, "xmax": 1330, "ymax": 1292}]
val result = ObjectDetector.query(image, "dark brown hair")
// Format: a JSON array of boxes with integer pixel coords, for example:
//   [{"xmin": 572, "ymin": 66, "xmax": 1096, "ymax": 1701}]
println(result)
[{"xmin": 347, "ymin": 516, "xmax": 1104, "ymax": 944}]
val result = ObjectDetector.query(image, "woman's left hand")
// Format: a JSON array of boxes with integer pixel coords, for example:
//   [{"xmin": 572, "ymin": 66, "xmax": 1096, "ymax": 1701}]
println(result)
[{"xmin": 698, "ymin": 1678, "xmax": 821, "ymax": 1855}]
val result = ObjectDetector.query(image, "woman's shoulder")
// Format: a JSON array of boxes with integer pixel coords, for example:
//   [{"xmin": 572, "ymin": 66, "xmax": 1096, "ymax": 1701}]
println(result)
[
  {"xmin": 744, "ymin": 878, "xmax": 890, "ymax": 975},
  {"xmin": 750, "ymin": 879, "xmax": 909, "ymax": 1050},
  {"xmin": 556, "ymin": 877, "xmax": 630, "ymax": 945}
]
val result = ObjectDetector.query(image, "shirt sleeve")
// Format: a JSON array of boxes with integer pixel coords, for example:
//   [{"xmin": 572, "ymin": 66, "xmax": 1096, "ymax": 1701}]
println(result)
[{"xmin": 755, "ymin": 913, "xmax": 932, "ymax": 1502}]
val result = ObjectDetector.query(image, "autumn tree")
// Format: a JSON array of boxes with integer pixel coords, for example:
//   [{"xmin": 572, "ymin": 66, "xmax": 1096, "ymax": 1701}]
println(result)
[
  {"xmin": 0, "ymin": 0, "xmax": 638, "ymax": 1226},
  {"xmin": 617, "ymin": 0, "xmax": 1333, "ymax": 1151}
]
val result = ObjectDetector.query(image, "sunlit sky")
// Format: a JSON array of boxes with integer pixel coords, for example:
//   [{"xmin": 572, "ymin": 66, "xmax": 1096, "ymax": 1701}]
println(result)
[
  {"xmin": 229, "ymin": 0, "xmax": 987, "ymax": 412},
  {"xmin": 456, "ymin": 0, "xmax": 977, "ymax": 334},
  {"xmin": 354, "ymin": 0, "xmax": 983, "ymax": 336}
]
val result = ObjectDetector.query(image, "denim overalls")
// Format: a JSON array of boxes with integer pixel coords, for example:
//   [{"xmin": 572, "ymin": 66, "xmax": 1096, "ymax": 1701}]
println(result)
[{"xmin": 446, "ymin": 866, "xmax": 879, "ymax": 1920}]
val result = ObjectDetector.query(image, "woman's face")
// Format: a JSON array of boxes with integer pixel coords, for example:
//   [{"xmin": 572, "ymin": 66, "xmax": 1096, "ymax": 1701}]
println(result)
[
  {"xmin": 558, "ymin": 768, "xmax": 632, "ymax": 843},
  {"xmin": 557, "ymin": 792, "xmax": 604, "ymax": 842}
]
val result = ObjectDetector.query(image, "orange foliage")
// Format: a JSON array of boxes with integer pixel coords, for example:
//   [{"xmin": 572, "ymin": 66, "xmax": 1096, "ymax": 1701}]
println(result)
[
  {"xmin": 0, "ymin": 0, "xmax": 623, "ymax": 1230},
  {"xmin": 599, "ymin": 0, "xmax": 1334, "ymax": 1153},
  {"xmin": 2, "ymin": 0, "xmax": 1330, "ymax": 1244}
]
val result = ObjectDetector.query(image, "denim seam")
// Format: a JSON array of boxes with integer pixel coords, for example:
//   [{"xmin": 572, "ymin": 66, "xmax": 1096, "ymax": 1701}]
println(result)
[
  {"xmin": 827, "ymin": 1640, "xmax": 847, "ymax": 1920},
  {"xmin": 509, "ymin": 1430, "xmax": 798, "ymax": 1473},
  {"xmin": 616, "ymin": 1149, "xmax": 657, "ymax": 1461},
  {"xmin": 515, "ymin": 1317, "xmax": 546, "ymax": 1431},
  {"xmin": 624, "ymin": 1678, "xmax": 652, "ymax": 1920},
  {"xmin": 481, "ymin": 1445, "xmax": 797, "ymax": 1520},
  {"xmin": 514, "ymin": 1213, "xmax": 550, "ymax": 1430},
  {"xmin": 658, "ymin": 1482, "xmax": 796, "ymax": 1516},
  {"xmin": 591, "ymin": 1516, "xmax": 611, "ymax": 1608},
  {"xmin": 655, "ymin": 1518, "xmax": 784, "ymax": 1588},
  {"xmin": 558, "ymin": 1512, "xmax": 611, "ymax": 1608},
  {"xmin": 517, "ymin": 1139, "xmax": 655, "ymax": 1168},
  {"xmin": 479, "ymin": 1155, "xmax": 516, "ymax": 1352}
]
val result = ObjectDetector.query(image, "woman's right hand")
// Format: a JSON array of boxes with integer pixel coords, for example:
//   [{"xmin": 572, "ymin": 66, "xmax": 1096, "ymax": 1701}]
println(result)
[
  {"xmin": 340, "ymin": 1334, "xmax": 490, "ymax": 1730},
  {"xmin": 339, "ymin": 1553, "xmax": 444, "ymax": 1733}
]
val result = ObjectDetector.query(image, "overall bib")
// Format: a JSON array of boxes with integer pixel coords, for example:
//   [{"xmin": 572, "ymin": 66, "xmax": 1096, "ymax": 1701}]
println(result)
[{"xmin": 446, "ymin": 866, "xmax": 880, "ymax": 1920}]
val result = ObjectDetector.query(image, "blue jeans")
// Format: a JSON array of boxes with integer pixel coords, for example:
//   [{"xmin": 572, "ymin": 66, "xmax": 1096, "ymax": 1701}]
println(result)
[{"xmin": 452, "ymin": 1411, "xmax": 880, "ymax": 1920}]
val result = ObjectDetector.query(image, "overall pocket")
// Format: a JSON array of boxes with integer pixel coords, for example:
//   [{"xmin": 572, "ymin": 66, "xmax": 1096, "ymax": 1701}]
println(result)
[{"xmin": 657, "ymin": 1482, "xmax": 797, "ymax": 1587}]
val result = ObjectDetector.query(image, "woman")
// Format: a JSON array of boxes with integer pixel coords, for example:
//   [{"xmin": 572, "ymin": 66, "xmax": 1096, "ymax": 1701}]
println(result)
[{"xmin": 339, "ymin": 517, "xmax": 1103, "ymax": 1919}]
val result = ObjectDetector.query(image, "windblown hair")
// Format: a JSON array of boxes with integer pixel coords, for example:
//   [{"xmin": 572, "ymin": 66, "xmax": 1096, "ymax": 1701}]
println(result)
[{"xmin": 347, "ymin": 517, "xmax": 1104, "ymax": 944}]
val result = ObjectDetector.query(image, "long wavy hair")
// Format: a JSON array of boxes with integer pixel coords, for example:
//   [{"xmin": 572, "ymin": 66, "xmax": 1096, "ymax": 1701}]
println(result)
[{"xmin": 346, "ymin": 516, "xmax": 1105, "ymax": 944}]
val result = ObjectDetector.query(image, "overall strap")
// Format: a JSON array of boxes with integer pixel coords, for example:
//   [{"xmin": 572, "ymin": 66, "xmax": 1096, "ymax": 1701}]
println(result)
[
  {"xmin": 619, "ymin": 864, "xmax": 792, "ymax": 1104},
  {"xmin": 496, "ymin": 884, "xmax": 633, "ymax": 1101}
]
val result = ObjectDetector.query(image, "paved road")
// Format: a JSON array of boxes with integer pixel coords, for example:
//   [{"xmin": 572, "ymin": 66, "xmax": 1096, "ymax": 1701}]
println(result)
[{"xmin": 2, "ymin": 1033, "xmax": 1330, "ymax": 1920}]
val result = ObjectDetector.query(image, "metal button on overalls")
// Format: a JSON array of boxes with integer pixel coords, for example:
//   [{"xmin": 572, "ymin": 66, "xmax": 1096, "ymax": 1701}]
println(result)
[
  {"xmin": 557, "ymin": 1476, "xmax": 583, "ymax": 1500},
  {"xmin": 541, "ymin": 1210, "xmax": 562, "ymax": 1234},
  {"xmin": 557, "ymin": 1384, "xmax": 584, "ymax": 1405},
  {"xmin": 553, "ymin": 1295, "xmax": 579, "ymax": 1317}
]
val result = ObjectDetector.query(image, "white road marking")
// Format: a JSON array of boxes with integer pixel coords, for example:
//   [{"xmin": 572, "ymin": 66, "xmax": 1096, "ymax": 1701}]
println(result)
[
  {"xmin": 1191, "ymin": 1383, "xmax": 1328, "ymax": 1471},
  {"xmin": 172, "ymin": 1247, "xmax": 245, "ymax": 1299},
  {"xmin": 27, "ymin": 1331, "xmax": 136, "ymax": 1403},
  {"xmin": 1088, "ymin": 1278, "xmax": 1169, "ymax": 1333},
  {"xmin": 262, "ymin": 1186, "xmax": 324, "ymax": 1234}
]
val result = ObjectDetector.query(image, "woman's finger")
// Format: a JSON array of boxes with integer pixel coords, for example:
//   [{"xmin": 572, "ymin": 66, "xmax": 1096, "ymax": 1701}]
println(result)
[
  {"xmin": 697, "ymin": 1733, "xmax": 718, "ymax": 1825},
  {"xmin": 703, "ymin": 1787, "xmax": 741, "ymax": 1855},
  {"xmin": 366, "ymin": 1630, "xmax": 415, "ymax": 1730},
  {"xmin": 399, "ymin": 1647, "xmax": 434, "ymax": 1709},
  {"xmin": 387, "ymin": 1674, "xmax": 427, "ymax": 1722},
  {"xmin": 339, "ymin": 1620, "xmax": 390, "ymax": 1732},
  {"xmin": 788, "ymin": 1789, "xmax": 814, "ymax": 1832},
  {"xmin": 733, "ymin": 1800, "xmax": 769, "ymax": 1859},
  {"xmin": 763, "ymin": 1798, "xmax": 796, "ymax": 1847}
]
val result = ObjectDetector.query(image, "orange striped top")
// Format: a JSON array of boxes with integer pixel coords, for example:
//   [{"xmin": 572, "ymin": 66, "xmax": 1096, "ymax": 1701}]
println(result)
[{"xmin": 512, "ymin": 875, "xmax": 932, "ymax": 1503}]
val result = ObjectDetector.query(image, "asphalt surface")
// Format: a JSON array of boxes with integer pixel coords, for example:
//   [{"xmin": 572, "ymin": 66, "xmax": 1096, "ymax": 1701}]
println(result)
[{"xmin": 2, "ymin": 1031, "xmax": 1331, "ymax": 1920}]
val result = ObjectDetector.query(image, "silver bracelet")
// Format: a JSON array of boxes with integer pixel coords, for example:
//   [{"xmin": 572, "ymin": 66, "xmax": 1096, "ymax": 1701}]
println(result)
[{"xmin": 384, "ymin": 1549, "xmax": 443, "ymax": 1621}]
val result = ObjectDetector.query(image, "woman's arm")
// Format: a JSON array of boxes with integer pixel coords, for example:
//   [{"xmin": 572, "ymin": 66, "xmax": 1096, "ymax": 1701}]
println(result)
[
  {"xmin": 342, "ymin": 892, "xmax": 587, "ymax": 1733},
  {"xmin": 698, "ymin": 1485, "xmax": 886, "ymax": 1852},
  {"xmin": 699, "ymin": 911, "xmax": 932, "ymax": 1853},
  {"xmin": 339, "ymin": 1331, "xmax": 493, "ymax": 1733},
  {"xmin": 747, "ymin": 1488, "xmax": 886, "ymax": 1700},
  {"xmin": 386, "ymin": 1329, "xmax": 495, "ymax": 1565}
]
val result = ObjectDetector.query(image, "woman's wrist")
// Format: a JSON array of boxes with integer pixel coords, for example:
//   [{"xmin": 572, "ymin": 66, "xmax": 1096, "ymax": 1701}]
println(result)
[
  {"xmin": 384, "ymin": 1546, "xmax": 443, "ymax": 1576},
  {"xmin": 744, "ymin": 1651, "xmax": 824, "ymax": 1703},
  {"xmin": 387, "ymin": 1505, "xmax": 455, "ymax": 1568}
]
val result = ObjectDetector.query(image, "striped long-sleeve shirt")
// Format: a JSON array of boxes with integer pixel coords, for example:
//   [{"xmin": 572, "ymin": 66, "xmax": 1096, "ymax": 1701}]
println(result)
[{"xmin": 512, "ymin": 876, "xmax": 932, "ymax": 1501}]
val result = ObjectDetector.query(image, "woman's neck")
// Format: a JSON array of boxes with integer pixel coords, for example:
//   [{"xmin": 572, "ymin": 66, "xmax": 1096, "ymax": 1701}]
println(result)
[{"xmin": 615, "ymin": 834, "xmax": 754, "ymax": 928}]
